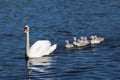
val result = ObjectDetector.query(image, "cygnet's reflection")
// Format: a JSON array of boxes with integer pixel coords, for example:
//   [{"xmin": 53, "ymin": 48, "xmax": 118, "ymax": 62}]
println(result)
[{"xmin": 26, "ymin": 57, "xmax": 52, "ymax": 76}]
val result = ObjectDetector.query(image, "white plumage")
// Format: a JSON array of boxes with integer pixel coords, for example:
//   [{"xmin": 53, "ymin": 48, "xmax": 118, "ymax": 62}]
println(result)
[
  {"xmin": 24, "ymin": 25, "xmax": 57, "ymax": 58},
  {"xmin": 90, "ymin": 35, "xmax": 104, "ymax": 44},
  {"xmin": 65, "ymin": 40, "xmax": 74, "ymax": 48},
  {"xmin": 29, "ymin": 40, "xmax": 57, "ymax": 58}
]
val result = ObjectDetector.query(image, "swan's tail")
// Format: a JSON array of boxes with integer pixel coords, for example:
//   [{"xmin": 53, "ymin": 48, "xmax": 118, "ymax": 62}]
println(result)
[{"xmin": 49, "ymin": 44, "xmax": 57, "ymax": 53}]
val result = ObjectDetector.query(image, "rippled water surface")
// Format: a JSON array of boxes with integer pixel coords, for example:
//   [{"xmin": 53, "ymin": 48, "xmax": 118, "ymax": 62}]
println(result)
[{"xmin": 0, "ymin": 0, "xmax": 120, "ymax": 80}]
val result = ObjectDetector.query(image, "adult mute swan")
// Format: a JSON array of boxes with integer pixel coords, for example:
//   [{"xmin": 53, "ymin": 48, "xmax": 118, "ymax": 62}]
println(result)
[{"xmin": 24, "ymin": 25, "xmax": 57, "ymax": 58}]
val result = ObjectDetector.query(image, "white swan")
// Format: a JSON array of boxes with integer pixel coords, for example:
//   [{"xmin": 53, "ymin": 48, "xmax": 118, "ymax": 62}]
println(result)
[
  {"xmin": 77, "ymin": 36, "xmax": 88, "ymax": 47},
  {"xmin": 77, "ymin": 39, "xmax": 86, "ymax": 47},
  {"xmin": 83, "ymin": 37, "xmax": 90, "ymax": 45},
  {"xmin": 24, "ymin": 25, "xmax": 57, "ymax": 58},
  {"xmin": 73, "ymin": 37, "xmax": 88, "ymax": 47},
  {"xmin": 94, "ymin": 35, "xmax": 104, "ymax": 42},
  {"xmin": 90, "ymin": 35, "xmax": 103, "ymax": 44},
  {"xmin": 73, "ymin": 37, "xmax": 78, "ymax": 46},
  {"xmin": 65, "ymin": 40, "xmax": 74, "ymax": 48}
]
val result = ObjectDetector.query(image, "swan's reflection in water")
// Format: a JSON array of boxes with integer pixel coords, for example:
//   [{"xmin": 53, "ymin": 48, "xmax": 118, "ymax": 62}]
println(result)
[{"xmin": 26, "ymin": 57, "xmax": 53, "ymax": 79}]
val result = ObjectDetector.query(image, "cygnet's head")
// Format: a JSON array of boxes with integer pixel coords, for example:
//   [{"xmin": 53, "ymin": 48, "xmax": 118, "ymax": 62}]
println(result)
[
  {"xmin": 73, "ymin": 37, "xmax": 77, "ymax": 41},
  {"xmin": 80, "ymin": 36, "xmax": 84, "ymax": 40},
  {"xmin": 24, "ymin": 25, "xmax": 29, "ymax": 33},
  {"xmin": 90, "ymin": 36, "xmax": 94, "ymax": 39},
  {"xmin": 94, "ymin": 35, "xmax": 97, "ymax": 39},
  {"xmin": 65, "ymin": 40, "xmax": 69, "ymax": 44}
]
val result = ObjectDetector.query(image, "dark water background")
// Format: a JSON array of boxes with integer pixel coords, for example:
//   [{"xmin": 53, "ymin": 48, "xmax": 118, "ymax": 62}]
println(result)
[{"xmin": 0, "ymin": 0, "xmax": 120, "ymax": 80}]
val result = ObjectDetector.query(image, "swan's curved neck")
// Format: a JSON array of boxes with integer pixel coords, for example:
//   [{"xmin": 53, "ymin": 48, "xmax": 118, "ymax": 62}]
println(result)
[{"xmin": 26, "ymin": 31, "xmax": 30, "ymax": 57}]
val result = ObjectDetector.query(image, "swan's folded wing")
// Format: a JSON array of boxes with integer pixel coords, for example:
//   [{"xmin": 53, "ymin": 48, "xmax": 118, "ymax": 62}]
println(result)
[
  {"xmin": 49, "ymin": 44, "xmax": 57, "ymax": 53},
  {"xmin": 41, "ymin": 44, "xmax": 57, "ymax": 56},
  {"xmin": 29, "ymin": 40, "xmax": 51, "ymax": 57}
]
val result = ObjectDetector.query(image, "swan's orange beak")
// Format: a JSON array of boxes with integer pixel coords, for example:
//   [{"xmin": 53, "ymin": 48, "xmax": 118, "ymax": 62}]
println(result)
[{"xmin": 24, "ymin": 27, "xmax": 28, "ymax": 33}]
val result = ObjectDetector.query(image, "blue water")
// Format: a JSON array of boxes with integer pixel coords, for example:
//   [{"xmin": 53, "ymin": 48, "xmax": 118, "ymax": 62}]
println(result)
[{"xmin": 0, "ymin": 0, "xmax": 120, "ymax": 80}]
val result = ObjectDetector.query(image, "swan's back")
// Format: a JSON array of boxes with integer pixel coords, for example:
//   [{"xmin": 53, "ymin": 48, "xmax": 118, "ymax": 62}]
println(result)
[{"xmin": 29, "ymin": 40, "xmax": 54, "ymax": 58}]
